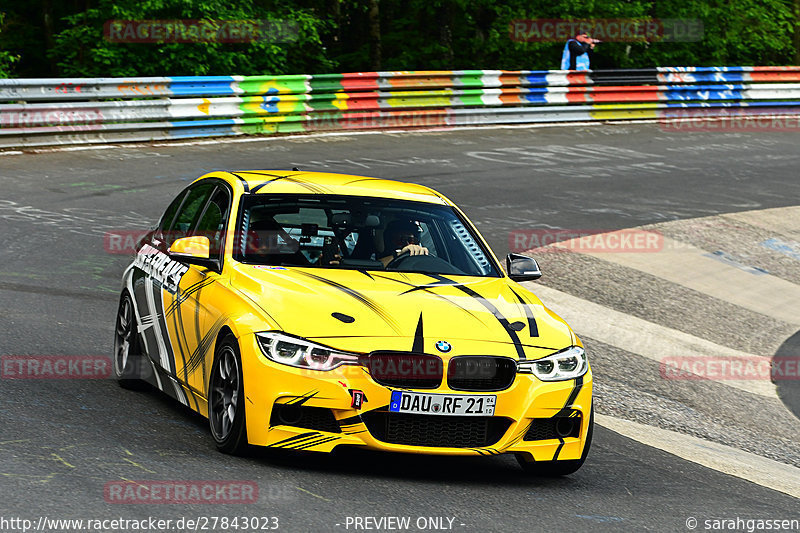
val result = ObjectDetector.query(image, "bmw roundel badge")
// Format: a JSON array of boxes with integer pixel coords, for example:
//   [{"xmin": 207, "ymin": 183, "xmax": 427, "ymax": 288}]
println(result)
[{"xmin": 435, "ymin": 340, "xmax": 452, "ymax": 353}]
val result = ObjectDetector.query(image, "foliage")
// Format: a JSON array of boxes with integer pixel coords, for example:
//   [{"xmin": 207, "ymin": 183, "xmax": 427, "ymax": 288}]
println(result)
[
  {"xmin": 0, "ymin": 12, "xmax": 19, "ymax": 77},
  {"xmin": 0, "ymin": 0, "xmax": 796, "ymax": 77}
]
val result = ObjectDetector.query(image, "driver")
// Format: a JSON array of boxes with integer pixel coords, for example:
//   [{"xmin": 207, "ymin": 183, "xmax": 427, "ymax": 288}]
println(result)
[{"xmin": 379, "ymin": 219, "xmax": 428, "ymax": 267}]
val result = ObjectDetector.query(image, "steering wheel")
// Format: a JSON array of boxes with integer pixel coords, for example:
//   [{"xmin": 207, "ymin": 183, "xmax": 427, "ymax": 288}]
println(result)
[
  {"xmin": 385, "ymin": 251, "xmax": 411, "ymax": 270},
  {"xmin": 386, "ymin": 251, "xmax": 466, "ymax": 275}
]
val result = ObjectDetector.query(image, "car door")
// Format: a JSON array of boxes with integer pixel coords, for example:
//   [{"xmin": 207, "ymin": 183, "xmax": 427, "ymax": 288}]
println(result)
[
  {"xmin": 131, "ymin": 181, "xmax": 220, "ymax": 406},
  {"xmin": 168, "ymin": 184, "xmax": 232, "ymax": 398}
]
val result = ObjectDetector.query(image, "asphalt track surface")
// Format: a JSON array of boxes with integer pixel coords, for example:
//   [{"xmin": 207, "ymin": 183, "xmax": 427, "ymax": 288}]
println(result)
[{"xmin": 0, "ymin": 124, "xmax": 799, "ymax": 532}]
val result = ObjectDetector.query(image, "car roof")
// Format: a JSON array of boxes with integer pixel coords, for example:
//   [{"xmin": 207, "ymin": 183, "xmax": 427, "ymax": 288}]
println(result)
[{"xmin": 203, "ymin": 170, "xmax": 450, "ymax": 205}]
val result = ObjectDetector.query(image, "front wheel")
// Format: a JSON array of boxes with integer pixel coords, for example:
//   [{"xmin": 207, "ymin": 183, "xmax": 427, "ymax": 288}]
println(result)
[
  {"xmin": 209, "ymin": 335, "xmax": 248, "ymax": 455},
  {"xmin": 516, "ymin": 406, "xmax": 594, "ymax": 477}
]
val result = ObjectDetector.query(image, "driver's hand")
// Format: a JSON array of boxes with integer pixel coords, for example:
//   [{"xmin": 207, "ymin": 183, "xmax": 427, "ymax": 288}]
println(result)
[{"xmin": 403, "ymin": 244, "xmax": 429, "ymax": 256}]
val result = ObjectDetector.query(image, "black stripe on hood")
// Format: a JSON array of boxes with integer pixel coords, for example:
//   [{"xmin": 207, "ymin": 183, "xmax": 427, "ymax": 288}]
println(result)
[
  {"xmin": 425, "ymin": 274, "xmax": 527, "ymax": 360},
  {"xmin": 292, "ymin": 270, "xmax": 402, "ymax": 334}
]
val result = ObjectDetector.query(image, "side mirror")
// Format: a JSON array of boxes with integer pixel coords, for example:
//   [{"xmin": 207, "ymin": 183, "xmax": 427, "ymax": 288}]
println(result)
[
  {"xmin": 168, "ymin": 236, "xmax": 219, "ymax": 271},
  {"xmin": 506, "ymin": 253, "xmax": 542, "ymax": 281}
]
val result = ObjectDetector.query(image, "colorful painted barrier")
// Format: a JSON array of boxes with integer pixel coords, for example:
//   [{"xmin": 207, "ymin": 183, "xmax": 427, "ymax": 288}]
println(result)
[{"xmin": 1, "ymin": 66, "xmax": 800, "ymax": 148}]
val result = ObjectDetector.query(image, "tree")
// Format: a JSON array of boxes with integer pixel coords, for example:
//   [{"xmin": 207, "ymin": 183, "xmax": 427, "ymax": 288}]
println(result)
[
  {"xmin": 0, "ymin": 12, "xmax": 19, "ymax": 77},
  {"xmin": 0, "ymin": 0, "xmax": 798, "ymax": 77}
]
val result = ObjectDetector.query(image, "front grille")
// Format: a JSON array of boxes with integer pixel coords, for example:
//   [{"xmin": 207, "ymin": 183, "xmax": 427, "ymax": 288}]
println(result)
[
  {"xmin": 360, "ymin": 352, "xmax": 443, "ymax": 389},
  {"xmin": 447, "ymin": 356, "xmax": 517, "ymax": 391},
  {"xmin": 362, "ymin": 412, "xmax": 511, "ymax": 448},
  {"xmin": 523, "ymin": 415, "xmax": 581, "ymax": 441},
  {"xmin": 270, "ymin": 404, "xmax": 341, "ymax": 433}
]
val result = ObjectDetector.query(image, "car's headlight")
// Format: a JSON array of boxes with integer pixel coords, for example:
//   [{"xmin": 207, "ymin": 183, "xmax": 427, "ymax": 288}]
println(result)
[
  {"xmin": 256, "ymin": 332, "xmax": 359, "ymax": 371},
  {"xmin": 517, "ymin": 346, "xmax": 587, "ymax": 381}
]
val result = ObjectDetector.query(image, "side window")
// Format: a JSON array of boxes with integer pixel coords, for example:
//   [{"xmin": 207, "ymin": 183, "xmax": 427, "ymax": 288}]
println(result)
[
  {"xmin": 158, "ymin": 190, "xmax": 188, "ymax": 238},
  {"xmin": 167, "ymin": 183, "xmax": 216, "ymax": 246},
  {"xmin": 192, "ymin": 186, "xmax": 231, "ymax": 258},
  {"xmin": 417, "ymin": 221, "xmax": 438, "ymax": 257}
]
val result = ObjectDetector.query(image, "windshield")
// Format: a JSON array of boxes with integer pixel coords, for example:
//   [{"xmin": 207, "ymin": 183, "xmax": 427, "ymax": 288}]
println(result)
[{"xmin": 234, "ymin": 194, "xmax": 499, "ymax": 277}]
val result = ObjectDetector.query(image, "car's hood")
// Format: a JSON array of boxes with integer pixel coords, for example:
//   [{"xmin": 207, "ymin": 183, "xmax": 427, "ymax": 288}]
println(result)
[{"xmin": 230, "ymin": 265, "xmax": 574, "ymax": 359}]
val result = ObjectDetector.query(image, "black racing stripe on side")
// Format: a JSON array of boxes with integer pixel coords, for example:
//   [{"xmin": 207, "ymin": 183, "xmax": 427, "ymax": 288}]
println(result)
[
  {"xmin": 171, "ymin": 287, "xmax": 189, "ymax": 383},
  {"xmin": 337, "ymin": 415, "xmax": 363, "ymax": 426},
  {"xmin": 250, "ymin": 176, "xmax": 288, "ymax": 194},
  {"xmin": 293, "ymin": 436, "xmax": 340, "ymax": 450},
  {"xmin": 131, "ymin": 270, "xmax": 155, "ymax": 360},
  {"xmin": 229, "ymin": 172, "xmax": 250, "ymax": 193},
  {"xmin": 268, "ymin": 432, "xmax": 320, "ymax": 448},
  {"xmin": 510, "ymin": 423, "xmax": 532, "ymax": 447},
  {"xmin": 184, "ymin": 316, "xmax": 227, "ymax": 375},
  {"xmin": 169, "ymin": 286, "xmax": 198, "ymax": 410},
  {"xmin": 344, "ymin": 430, "xmax": 367, "ymax": 435},
  {"xmin": 275, "ymin": 433, "xmax": 329, "ymax": 449},
  {"xmin": 165, "ymin": 278, "xmax": 215, "ymax": 317},
  {"xmin": 556, "ymin": 376, "xmax": 584, "ymax": 418},
  {"xmin": 358, "ymin": 270, "xmax": 374, "ymax": 280},
  {"xmin": 343, "ymin": 177, "xmax": 381, "ymax": 185},
  {"xmin": 250, "ymin": 174, "xmax": 327, "ymax": 194},
  {"xmin": 553, "ymin": 438, "xmax": 566, "ymax": 460},
  {"xmin": 429, "ymin": 274, "xmax": 527, "ymax": 361},
  {"xmin": 412, "ymin": 313, "xmax": 424, "ymax": 353},
  {"xmin": 509, "ymin": 288, "xmax": 539, "ymax": 337},
  {"xmin": 293, "ymin": 270, "xmax": 402, "ymax": 334},
  {"xmin": 152, "ymin": 279, "xmax": 178, "ymax": 375},
  {"xmin": 286, "ymin": 391, "xmax": 319, "ymax": 406},
  {"xmin": 236, "ymin": 171, "xmax": 286, "ymax": 181},
  {"xmin": 192, "ymin": 276, "xmax": 209, "ymax": 379},
  {"xmin": 290, "ymin": 437, "xmax": 329, "ymax": 450}
]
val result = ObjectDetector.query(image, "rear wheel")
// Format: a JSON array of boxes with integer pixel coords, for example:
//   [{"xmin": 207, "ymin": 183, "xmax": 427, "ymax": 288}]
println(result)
[
  {"xmin": 209, "ymin": 335, "xmax": 248, "ymax": 455},
  {"xmin": 113, "ymin": 292, "xmax": 147, "ymax": 390},
  {"xmin": 516, "ymin": 406, "xmax": 594, "ymax": 477}
]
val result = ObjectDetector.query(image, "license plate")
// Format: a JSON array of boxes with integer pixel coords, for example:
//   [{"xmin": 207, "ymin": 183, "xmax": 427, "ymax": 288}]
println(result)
[{"xmin": 389, "ymin": 391, "xmax": 496, "ymax": 416}]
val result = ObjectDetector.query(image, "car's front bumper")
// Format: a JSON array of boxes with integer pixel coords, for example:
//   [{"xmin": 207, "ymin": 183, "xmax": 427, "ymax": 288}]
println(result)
[{"xmin": 239, "ymin": 333, "xmax": 593, "ymax": 461}]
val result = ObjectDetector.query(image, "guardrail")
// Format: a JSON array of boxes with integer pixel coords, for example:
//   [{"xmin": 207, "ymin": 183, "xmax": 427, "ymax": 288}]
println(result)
[{"xmin": 2, "ymin": 66, "xmax": 800, "ymax": 149}]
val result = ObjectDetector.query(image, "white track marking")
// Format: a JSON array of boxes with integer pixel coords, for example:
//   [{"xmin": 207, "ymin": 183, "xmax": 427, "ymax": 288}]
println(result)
[
  {"xmin": 597, "ymin": 414, "xmax": 800, "ymax": 499},
  {"xmin": 5, "ymin": 122, "xmax": 611, "ymax": 155},
  {"xmin": 9, "ymin": 116, "xmax": 799, "ymax": 155},
  {"xmin": 723, "ymin": 206, "xmax": 800, "ymax": 238},
  {"xmin": 522, "ymin": 282, "xmax": 777, "ymax": 398},
  {"xmin": 565, "ymin": 234, "xmax": 800, "ymax": 325}
]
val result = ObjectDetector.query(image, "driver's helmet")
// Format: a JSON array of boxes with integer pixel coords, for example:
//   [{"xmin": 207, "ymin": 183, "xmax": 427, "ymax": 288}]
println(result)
[
  {"xmin": 246, "ymin": 216, "xmax": 283, "ymax": 254},
  {"xmin": 383, "ymin": 219, "xmax": 423, "ymax": 254}
]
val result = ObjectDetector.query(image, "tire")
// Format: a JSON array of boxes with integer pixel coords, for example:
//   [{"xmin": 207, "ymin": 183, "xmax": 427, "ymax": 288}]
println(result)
[
  {"xmin": 113, "ymin": 292, "xmax": 147, "ymax": 390},
  {"xmin": 209, "ymin": 335, "xmax": 249, "ymax": 455},
  {"xmin": 516, "ymin": 405, "xmax": 594, "ymax": 477}
]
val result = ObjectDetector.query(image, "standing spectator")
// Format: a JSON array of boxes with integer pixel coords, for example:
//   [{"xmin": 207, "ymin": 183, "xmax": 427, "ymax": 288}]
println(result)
[{"xmin": 561, "ymin": 32, "xmax": 597, "ymax": 70}]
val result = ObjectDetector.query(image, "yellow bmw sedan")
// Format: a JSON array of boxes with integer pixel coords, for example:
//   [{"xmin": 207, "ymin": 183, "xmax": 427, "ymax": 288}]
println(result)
[{"xmin": 113, "ymin": 170, "xmax": 593, "ymax": 476}]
